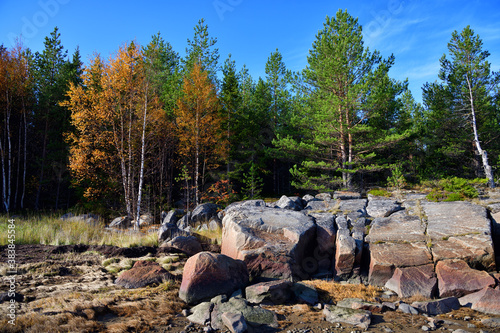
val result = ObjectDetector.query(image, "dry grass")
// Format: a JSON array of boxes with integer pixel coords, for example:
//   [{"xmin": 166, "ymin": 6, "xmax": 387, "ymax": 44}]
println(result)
[
  {"xmin": 0, "ymin": 214, "xmax": 158, "ymax": 247},
  {"xmin": 304, "ymin": 280, "xmax": 383, "ymax": 303}
]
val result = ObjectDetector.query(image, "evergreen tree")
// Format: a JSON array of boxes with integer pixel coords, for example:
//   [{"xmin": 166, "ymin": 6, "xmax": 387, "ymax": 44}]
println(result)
[
  {"xmin": 32, "ymin": 27, "xmax": 82, "ymax": 210},
  {"xmin": 275, "ymin": 10, "xmax": 408, "ymax": 191},
  {"xmin": 423, "ymin": 26, "xmax": 498, "ymax": 187}
]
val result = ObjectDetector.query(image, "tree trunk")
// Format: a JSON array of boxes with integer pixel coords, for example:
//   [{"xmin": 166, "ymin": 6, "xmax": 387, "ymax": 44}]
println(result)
[
  {"xmin": 136, "ymin": 85, "xmax": 148, "ymax": 230},
  {"xmin": 466, "ymin": 75, "xmax": 495, "ymax": 188}
]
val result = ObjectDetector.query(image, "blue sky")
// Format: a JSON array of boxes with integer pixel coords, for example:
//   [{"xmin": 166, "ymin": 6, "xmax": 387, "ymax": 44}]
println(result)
[{"xmin": 1, "ymin": 0, "xmax": 500, "ymax": 103}]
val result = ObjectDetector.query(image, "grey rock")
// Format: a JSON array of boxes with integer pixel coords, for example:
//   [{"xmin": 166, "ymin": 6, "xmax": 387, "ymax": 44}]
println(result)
[
  {"xmin": 192, "ymin": 203, "xmax": 221, "ymax": 225},
  {"xmin": 411, "ymin": 297, "xmax": 461, "ymax": 315},
  {"xmin": 222, "ymin": 312, "xmax": 247, "ymax": 333},
  {"xmin": 397, "ymin": 302, "xmax": 419, "ymax": 315},
  {"xmin": 334, "ymin": 233, "xmax": 357, "ymax": 279},
  {"xmin": 302, "ymin": 194, "xmax": 315, "ymax": 203},
  {"xmin": 245, "ymin": 280, "xmax": 293, "ymax": 304},
  {"xmin": 187, "ymin": 301, "xmax": 213, "ymax": 325},
  {"xmin": 163, "ymin": 209, "xmax": 185, "ymax": 225},
  {"xmin": 315, "ymin": 193, "xmax": 332, "ymax": 201},
  {"xmin": 161, "ymin": 235, "xmax": 202, "ymax": 256},
  {"xmin": 158, "ymin": 223, "xmax": 190, "ymax": 243},
  {"xmin": 481, "ymin": 317, "xmax": 500, "ymax": 328},
  {"xmin": 323, "ymin": 304, "xmax": 371, "ymax": 330},
  {"xmin": 109, "ymin": 216, "xmax": 131, "ymax": 229},
  {"xmin": 292, "ymin": 282, "xmax": 319, "ymax": 305},
  {"xmin": 366, "ymin": 197, "xmax": 403, "ymax": 218},
  {"xmin": 276, "ymin": 195, "xmax": 301, "ymax": 211},
  {"xmin": 333, "ymin": 191, "xmax": 361, "ymax": 200}
]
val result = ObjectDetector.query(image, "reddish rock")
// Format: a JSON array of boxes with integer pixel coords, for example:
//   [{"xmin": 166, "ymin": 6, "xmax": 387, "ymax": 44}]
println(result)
[
  {"xmin": 471, "ymin": 287, "xmax": 500, "ymax": 315},
  {"xmin": 368, "ymin": 242, "xmax": 432, "ymax": 287},
  {"xmin": 221, "ymin": 206, "xmax": 316, "ymax": 280},
  {"xmin": 436, "ymin": 259, "xmax": 496, "ymax": 298},
  {"xmin": 115, "ymin": 260, "xmax": 171, "ymax": 289},
  {"xmin": 179, "ymin": 252, "xmax": 249, "ymax": 304},
  {"xmin": 334, "ymin": 232, "xmax": 356, "ymax": 278},
  {"xmin": 385, "ymin": 264, "xmax": 437, "ymax": 298}
]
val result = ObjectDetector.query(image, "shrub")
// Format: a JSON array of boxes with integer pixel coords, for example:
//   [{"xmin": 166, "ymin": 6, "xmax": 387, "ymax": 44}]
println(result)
[
  {"xmin": 367, "ymin": 188, "xmax": 391, "ymax": 197},
  {"xmin": 425, "ymin": 177, "xmax": 480, "ymax": 202}
]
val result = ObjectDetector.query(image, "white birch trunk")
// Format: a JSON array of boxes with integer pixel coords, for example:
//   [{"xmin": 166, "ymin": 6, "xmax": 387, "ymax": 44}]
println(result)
[
  {"xmin": 136, "ymin": 84, "xmax": 148, "ymax": 229},
  {"xmin": 466, "ymin": 75, "xmax": 495, "ymax": 188}
]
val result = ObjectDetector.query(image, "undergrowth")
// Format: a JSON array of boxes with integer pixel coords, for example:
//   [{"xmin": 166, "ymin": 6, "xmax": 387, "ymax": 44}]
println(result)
[{"xmin": 0, "ymin": 214, "xmax": 158, "ymax": 247}]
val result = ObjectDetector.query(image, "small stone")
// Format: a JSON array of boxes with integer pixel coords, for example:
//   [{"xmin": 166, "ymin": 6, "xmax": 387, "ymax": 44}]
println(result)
[
  {"xmin": 467, "ymin": 323, "xmax": 476, "ymax": 328},
  {"xmin": 421, "ymin": 326, "xmax": 430, "ymax": 331},
  {"xmin": 182, "ymin": 309, "xmax": 190, "ymax": 317},
  {"xmin": 315, "ymin": 303, "xmax": 324, "ymax": 310},
  {"xmin": 464, "ymin": 316, "xmax": 471, "ymax": 321}
]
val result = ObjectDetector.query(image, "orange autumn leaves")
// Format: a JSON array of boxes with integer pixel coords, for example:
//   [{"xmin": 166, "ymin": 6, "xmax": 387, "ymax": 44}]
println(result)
[{"xmin": 64, "ymin": 42, "xmax": 227, "ymax": 210}]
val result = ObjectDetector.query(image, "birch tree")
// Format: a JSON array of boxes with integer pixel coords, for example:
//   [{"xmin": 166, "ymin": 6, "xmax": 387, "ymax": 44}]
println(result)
[{"xmin": 435, "ymin": 26, "xmax": 498, "ymax": 187}]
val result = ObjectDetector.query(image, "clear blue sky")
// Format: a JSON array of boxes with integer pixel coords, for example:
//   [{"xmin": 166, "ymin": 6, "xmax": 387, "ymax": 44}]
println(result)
[{"xmin": 1, "ymin": 0, "xmax": 500, "ymax": 103}]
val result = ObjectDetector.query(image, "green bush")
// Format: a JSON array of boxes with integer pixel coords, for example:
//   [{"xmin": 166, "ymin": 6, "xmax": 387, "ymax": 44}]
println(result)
[
  {"xmin": 425, "ymin": 177, "xmax": 480, "ymax": 202},
  {"xmin": 367, "ymin": 188, "xmax": 391, "ymax": 197}
]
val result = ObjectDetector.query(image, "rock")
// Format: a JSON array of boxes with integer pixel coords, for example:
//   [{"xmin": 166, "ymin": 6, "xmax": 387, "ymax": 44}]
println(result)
[
  {"xmin": 163, "ymin": 209, "xmax": 185, "ymax": 225},
  {"xmin": 187, "ymin": 301, "xmax": 213, "ymax": 325},
  {"xmin": 411, "ymin": 297, "xmax": 461, "ymax": 315},
  {"xmin": 115, "ymin": 260, "xmax": 171, "ymax": 289},
  {"xmin": 225, "ymin": 199, "xmax": 267, "ymax": 211},
  {"xmin": 366, "ymin": 197, "xmax": 403, "ymax": 218},
  {"xmin": 397, "ymin": 303, "xmax": 419, "ymax": 315},
  {"xmin": 366, "ymin": 212, "xmax": 426, "ymax": 244},
  {"xmin": 292, "ymin": 282, "xmax": 319, "ymax": 305},
  {"xmin": 436, "ymin": 259, "xmax": 496, "ymax": 297},
  {"xmin": 275, "ymin": 195, "xmax": 302, "ymax": 211},
  {"xmin": 333, "ymin": 191, "xmax": 361, "ymax": 200},
  {"xmin": 222, "ymin": 312, "xmax": 247, "ymax": 333},
  {"xmin": 179, "ymin": 252, "xmax": 249, "ymax": 304},
  {"xmin": 323, "ymin": 305, "xmax": 371, "ymax": 330},
  {"xmin": 368, "ymin": 242, "xmax": 432, "ymax": 287},
  {"xmin": 424, "ymin": 201, "xmax": 495, "ymax": 270},
  {"xmin": 334, "ymin": 233, "xmax": 357, "ymax": 279},
  {"xmin": 158, "ymin": 223, "xmax": 191, "ymax": 243},
  {"xmin": 316, "ymin": 193, "xmax": 332, "ymax": 201},
  {"xmin": 134, "ymin": 214, "xmax": 153, "ymax": 226},
  {"xmin": 177, "ymin": 212, "xmax": 192, "ymax": 230},
  {"xmin": 210, "ymin": 296, "xmax": 278, "ymax": 330},
  {"xmin": 487, "ymin": 203, "xmax": 500, "ymax": 214},
  {"xmin": 61, "ymin": 213, "xmax": 101, "ymax": 226},
  {"xmin": 385, "ymin": 264, "xmax": 437, "ymax": 298},
  {"xmin": 162, "ymin": 236, "xmax": 202, "ymax": 256},
  {"xmin": 192, "ymin": 203, "xmax": 220, "ymax": 225},
  {"xmin": 338, "ymin": 199, "xmax": 367, "ymax": 223},
  {"xmin": 109, "ymin": 216, "xmax": 132, "ymax": 229},
  {"xmin": 221, "ymin": 204, "xmax": 316, "ymax": 280},
  {"xmin": 302, "ymin": 194, "xmax": 315, "ymax": 203},
  {"xmin": 336, "ymin": 298, "xmax": 384, "ymax": 313},
  {"xmin": 315, "ymin": 213, "xmax": 336, "ymax": 248},
  {"xmin": 471, "ymin": 287, "xmax": 500, "ymax": 315},
  {"xmin": 208, "ymin": 218, "xmax": 221, "ymax": 231},
  {"xmin": 245, "ymin": 280, "xmax": 293, "ymax": 304},
  {"xmin": 459, "ymin": 287, "xmax": 490, "ymax": 307}
]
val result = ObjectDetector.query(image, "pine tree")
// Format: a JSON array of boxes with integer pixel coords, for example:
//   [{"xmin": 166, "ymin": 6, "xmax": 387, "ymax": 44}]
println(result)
[
  {"xmin": 424, "ymin": 26, "xmax": 498, "ymax": 187},
  {"xmin": 275, "ymin": 10, "xmax": 408, "ymax": 191}
]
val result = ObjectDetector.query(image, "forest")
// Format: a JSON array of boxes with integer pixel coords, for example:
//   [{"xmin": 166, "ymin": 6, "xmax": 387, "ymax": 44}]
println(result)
[{"xmin": 1, "ymin": 10, "xmax": 499, "ymax": 220}]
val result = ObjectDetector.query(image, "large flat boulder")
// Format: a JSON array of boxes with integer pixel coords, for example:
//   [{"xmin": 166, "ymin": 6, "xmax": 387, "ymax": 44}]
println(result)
[
  {"xmin": 368, "ymin": 242, "xmax": 432, "ymax": 286},
  {"xmin": 366, "ymin": 212, "xmax": 426, "ymax": 243},
  {"xmin": 424, "ymin": 202, "xmax": 495, "ymax": 270},
  {"xmin": 436, "ymin": 259, "xmax": 496, "ymax": 298},
  {"xmin": 221, "ymin": 205, "xmax": 316, "ymax": 280},
  {"xmin": 366, "ymin": 196, "xmax": 403, "ymax": 218},
  {"xmin": 179, "ymin": 252, "xmax": 249, "ymax": 304},
  {"xmin": 323, "ymin": 305, "xmax": 371, "ymax": 330},
  {"xmin": 471, "ymin": 287, "xmax": 500, "ymax": 315}
]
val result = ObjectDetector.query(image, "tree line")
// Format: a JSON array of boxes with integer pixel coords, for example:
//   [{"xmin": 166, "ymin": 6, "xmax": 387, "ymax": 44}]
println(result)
[{"xmin": 1, "ymin": 10, "xmax": 499, "ymax": 219}]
